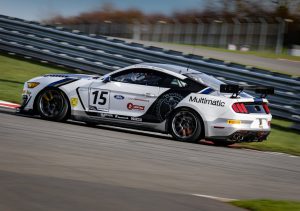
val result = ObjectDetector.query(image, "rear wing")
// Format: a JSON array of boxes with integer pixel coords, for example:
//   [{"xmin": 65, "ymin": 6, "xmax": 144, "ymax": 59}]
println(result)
[{"xmin": 220, "ymin": 84, "xmax": 274, "ymax": 98}]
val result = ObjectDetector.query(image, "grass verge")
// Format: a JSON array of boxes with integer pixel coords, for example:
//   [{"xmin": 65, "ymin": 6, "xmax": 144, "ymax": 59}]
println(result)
[
  {"xmin": 239, "ymin": 119, "xmax": 300, "ymax": 156},
  {"xmin": 230, "ymin": 199, "xmax": 300, "ymax": 211},
  {"xmin": 0, "ymin": 54, "xmax": 71, "ymax": 103},
  {"xmin": 0, "ymin": 54, "xmax": 299, "ymax": 155}
]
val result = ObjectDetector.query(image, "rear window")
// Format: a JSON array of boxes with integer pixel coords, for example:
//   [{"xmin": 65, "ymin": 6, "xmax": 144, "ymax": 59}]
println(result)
[{"xmin": 184, "ymin": 72, "xmax": 225, "ymax": 90}]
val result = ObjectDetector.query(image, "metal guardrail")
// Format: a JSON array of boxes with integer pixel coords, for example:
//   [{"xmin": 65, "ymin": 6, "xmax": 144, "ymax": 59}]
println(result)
[{"xmin": 0, "ymin": 15, "xmax": 299, "ymax": 128}]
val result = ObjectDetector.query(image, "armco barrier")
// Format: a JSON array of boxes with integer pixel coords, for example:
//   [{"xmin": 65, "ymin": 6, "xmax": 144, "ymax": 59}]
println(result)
[{"xmin": 0, "ymin": 15, "xmax": 299, "ymax": 129}]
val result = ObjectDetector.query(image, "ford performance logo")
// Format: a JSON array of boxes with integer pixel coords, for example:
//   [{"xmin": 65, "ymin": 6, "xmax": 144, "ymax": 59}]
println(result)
[{"xmin": 114, "ymin": 95, "xmax": 124, "ymax": 100}]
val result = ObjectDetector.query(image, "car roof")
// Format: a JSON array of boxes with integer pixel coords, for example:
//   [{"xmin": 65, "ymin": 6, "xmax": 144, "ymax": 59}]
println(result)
[
  {"xmin": 142, "ymin": 63, "xmax": 199, "ymax": 74},
  {"xmin": 111, "ymin": 63, "xmax": 202, "ymax": 80},
  {"xmin": 140, "ymin": 63, "xmax": 201, "ymax": 75}
]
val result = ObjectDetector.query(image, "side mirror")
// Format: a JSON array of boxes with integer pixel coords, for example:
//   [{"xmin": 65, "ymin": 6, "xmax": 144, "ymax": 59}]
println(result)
[{"xmin": 102, "ymin": 76, "xmax": 111, "ymax": 83}]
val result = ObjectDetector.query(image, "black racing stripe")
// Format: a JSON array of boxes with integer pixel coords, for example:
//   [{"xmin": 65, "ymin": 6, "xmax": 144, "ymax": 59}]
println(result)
[
  {"xmin": 139, "ymin": 79, "xmax": 206, "ymax": 123},
  {"xmin": 76, "ymin": 87, "xmax": 86, "ymax": 110},
  {"xmin": 20, "ymin": 96, "xmax": 32, "ymax": 110},
  {"xmin": 54, "ymin": 79, "xmax": 79, "ymax": 87},
  {"xmin": 140, "ymin": 89, "xmax": 192, "ymax": 123},
  {"xmin": 47, "ymin": 78, "xmax": 79, "ymax": 88}
]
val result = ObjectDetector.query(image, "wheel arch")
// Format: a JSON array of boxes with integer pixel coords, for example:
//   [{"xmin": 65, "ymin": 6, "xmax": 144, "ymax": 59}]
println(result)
[
  {"xmin": 33, "ymin": 87, "xmax": 71, "ymax": 118},
  {"xmin": 165, "ymin": 106, "xmax": 205, "ymax": 139}
]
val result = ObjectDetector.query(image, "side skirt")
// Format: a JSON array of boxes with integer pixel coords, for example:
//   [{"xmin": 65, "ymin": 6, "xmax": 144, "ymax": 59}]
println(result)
[{"xmin": 71, "ymin": 111, "xmax": 167, "ymax": 134}]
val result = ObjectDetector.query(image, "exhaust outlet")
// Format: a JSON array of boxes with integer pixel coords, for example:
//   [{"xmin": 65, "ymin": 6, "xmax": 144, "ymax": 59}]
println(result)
[{"xmin": 232, "ymin": 133, "xmax": 244, "ymax": 142}]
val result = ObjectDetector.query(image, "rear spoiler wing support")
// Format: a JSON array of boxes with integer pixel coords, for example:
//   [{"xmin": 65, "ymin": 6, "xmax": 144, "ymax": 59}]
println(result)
[{"xmin": 220, "ymin": 84, "xmax": 274, "ymax": 98}]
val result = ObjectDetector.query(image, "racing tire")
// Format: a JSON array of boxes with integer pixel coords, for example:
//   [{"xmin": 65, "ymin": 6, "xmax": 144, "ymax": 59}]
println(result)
[
  {"xmin": 169, "ymin": 108, "xmax": 203, "ymax": 143},
  {"xmin": 36, "ymin": 88, "xmax": 69, "ymax": 121}
]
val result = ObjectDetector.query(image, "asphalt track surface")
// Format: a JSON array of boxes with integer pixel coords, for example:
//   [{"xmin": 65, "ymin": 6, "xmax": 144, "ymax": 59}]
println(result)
[{"xmin": 1, "ymin": 111, "xmax": 300, "ymax": 211}]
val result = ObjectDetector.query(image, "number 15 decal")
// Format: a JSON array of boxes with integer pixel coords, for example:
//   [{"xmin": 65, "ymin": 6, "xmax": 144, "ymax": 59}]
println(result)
[{"xmin": 89, "ymin": 89, "xmax": 110, "ymax": 111}]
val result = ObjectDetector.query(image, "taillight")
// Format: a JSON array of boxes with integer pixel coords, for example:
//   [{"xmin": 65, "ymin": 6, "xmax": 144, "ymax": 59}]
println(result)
[
  {"xmin": 263, "ymin": 103, "xmax": 270, "ymax": 114},
  {"xmin": 232, "ymin": 103, "xmax": 248, "ymax": 113}
]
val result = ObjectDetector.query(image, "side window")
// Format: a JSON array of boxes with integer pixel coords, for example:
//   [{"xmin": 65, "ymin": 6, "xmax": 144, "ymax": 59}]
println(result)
[
  {"xmin": 112, "ymin": 72, "xmax": 134, "ymax": 83},
  {"xmin": 170, "ymin": 78, "xmax": 187, "ymax": 88},
  {"xmin": 160, "ymin": 77, "xmax": 188, "ymax": 88},
  {"xmin": 111, "ymin": 69, "xmax": 163, "ymax": 86},
  {"xmin": 137, "ymin": 71, "xmax": 162, "ymax": 86}
]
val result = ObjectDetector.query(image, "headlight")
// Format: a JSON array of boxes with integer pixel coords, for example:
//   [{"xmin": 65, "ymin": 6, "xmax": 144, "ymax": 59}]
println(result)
[{"xmin": 27, "ymin": 82, "xmax": 40, "ymax": 88}]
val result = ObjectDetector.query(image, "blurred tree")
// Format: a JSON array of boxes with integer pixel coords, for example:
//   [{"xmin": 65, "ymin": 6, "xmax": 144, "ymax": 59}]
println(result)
[
  {"xmin": 272, "ymin": 0, "xmax": 300, "ymax": 18},
  {"xmin": 44, "ymin": 0, "xmax": 300, "ymax": 25}
]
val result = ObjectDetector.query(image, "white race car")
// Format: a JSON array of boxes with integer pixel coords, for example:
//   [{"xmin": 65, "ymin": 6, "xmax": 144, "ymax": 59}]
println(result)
[{"xmin": 20, "ymin": 63, "xmax": 274, "ymax": 145}]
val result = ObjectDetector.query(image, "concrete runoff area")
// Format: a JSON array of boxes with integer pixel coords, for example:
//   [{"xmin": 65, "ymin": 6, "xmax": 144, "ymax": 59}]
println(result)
[
  {"xmin": 113, "ymin": 38, "xmax": 300, "ymax": 76},
  {"xmin": 0, "ymin": 112, "xmax": 299, "ymax": 210}
]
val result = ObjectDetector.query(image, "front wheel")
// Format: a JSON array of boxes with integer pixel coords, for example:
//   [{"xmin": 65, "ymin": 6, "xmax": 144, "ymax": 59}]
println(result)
[
  {"xmin": 169, "ymin": 108, "xmax": 203, "ymax": 142},
  {"xmin": 36, "ymin": 88, "xmax": 69, "ymax": 121}
]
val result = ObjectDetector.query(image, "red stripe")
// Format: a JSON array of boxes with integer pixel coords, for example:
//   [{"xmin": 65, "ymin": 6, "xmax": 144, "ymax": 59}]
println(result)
[{"xmin": 0, "ymin": 103, "xmax": 20, "ymax": 108}]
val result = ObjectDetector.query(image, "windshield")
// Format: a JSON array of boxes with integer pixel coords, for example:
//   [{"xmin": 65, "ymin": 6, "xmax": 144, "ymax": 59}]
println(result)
[{"xmin": 184, "ymin": 72, "xmax": 225, "ymax": 90}]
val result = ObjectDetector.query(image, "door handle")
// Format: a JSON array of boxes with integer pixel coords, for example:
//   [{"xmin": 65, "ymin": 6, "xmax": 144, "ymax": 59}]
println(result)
[{"xmin": 145, "ymin": 93, "xmax": 156, "ymax": 97}]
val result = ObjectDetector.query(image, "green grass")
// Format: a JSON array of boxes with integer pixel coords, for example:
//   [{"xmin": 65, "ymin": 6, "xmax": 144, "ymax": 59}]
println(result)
[
  {"xmin": 0, "ymin": 54, "xmax": 71, "ymax": 103},
  {"xmin": 230, "ymin": 199, "xmax": 300, "ymax": 211},
  {"xmin": 239, "ymin": 119, "xmax": 300, "ymax": 156}
]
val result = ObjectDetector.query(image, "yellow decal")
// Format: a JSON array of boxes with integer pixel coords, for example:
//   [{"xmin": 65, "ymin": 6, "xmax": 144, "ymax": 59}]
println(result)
[{"xmin": 70, "ymin": 98, "xmax": 78, "ymax": 107}]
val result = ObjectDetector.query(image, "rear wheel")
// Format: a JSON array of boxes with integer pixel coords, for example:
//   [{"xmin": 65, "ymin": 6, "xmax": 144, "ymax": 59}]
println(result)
[
  {"xmin": 37, "ymin": 88, "xmax": 69, "ymax": 121},
  {"xmin": 169, "ymin": 108, "xmax": 203, "ymax": 142}
]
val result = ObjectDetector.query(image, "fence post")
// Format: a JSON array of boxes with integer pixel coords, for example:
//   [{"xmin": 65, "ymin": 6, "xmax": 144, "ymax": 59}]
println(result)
[
  {"xmin": 218, "ymin": 20, "xmax": 227, "ymax": 48},
  {"xmin": 259, "ymin": 18, "xmax": 268, "ymax": 51},
  {"xmin": 275, "ymin": 17, "xmax": 285, "ymax": 54},
  {"xmin": 132, "ymin": 21, "xmax": 141, "ymax": 40},
  {"xmin": 245, "ymin": 18, "xmax": 254, "ymax": 49},
  {"xmin": 161, "ymin": 23, "xmax": 171, "ymax": 42},
  {"xmin": 173, "ymin": 22, "xmax": 181, "ymax": 43},
  {"xmin": 207, "ymin": 20, "xmax": 215, "ymax": 46},
  {"xmin": 183, "ymin": 23, "xmax": 193, "ymax": 44},
  {"xmin": 195, "ymin": 19, "xmax": 204, "ymax": 45},
  {"xmin": 232, "ymin": 18, "xmax": 241, "ymax": 47}
]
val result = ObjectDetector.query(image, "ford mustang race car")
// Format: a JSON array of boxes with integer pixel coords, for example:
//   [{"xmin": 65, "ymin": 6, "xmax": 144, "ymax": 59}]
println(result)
[{"xmin": 20, "ymin": 63, "xmax": 274, "ymax": 145}]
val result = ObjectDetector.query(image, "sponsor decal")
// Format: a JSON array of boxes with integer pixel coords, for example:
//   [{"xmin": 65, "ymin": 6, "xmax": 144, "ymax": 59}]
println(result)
[
  {"xmin": 100, "ymin": 113, "xmax": 114, "ymax": 118},
  {"xmin": 114, "ymin": 115, "xmax": 129, "ymax": 120},
  {"xmin": 189, "ymin": 96, "xmax": 225, "ymax": 107},
  {"xmin": 70, "ymin": 98, "xmax": 78, "ymax": 107},
  {"xmin": 114, "ymin": 95, "xmax": 125, "ymax": 100},
  {"xmin": 127, "ymin": 103, "xmax": 145, "ymax": 111},
  {"xmin": 88, "ymin": 111, "xmax": 143, "ymax": 122},
  {"xmin": 129, "ymin": 98, "xmax": 149, "ymax": 102},
  {"xmin": 131, "ymin": 117, "xmax": 142, "ymax": 122}
]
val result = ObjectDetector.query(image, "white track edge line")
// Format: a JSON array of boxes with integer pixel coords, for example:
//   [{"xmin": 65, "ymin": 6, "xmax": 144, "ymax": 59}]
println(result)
[{"xmin": 191, "ymin": 194, "xmax": 237, "ymax": 202}]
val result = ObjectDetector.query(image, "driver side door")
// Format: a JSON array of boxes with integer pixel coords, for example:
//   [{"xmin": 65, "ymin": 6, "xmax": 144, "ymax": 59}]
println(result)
[{"xmin": 88, "ymin": 68, "xmax": 161, "ymax": 118}]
